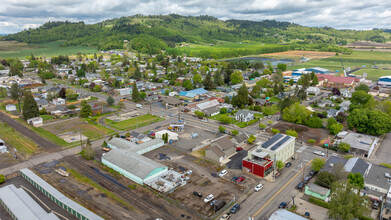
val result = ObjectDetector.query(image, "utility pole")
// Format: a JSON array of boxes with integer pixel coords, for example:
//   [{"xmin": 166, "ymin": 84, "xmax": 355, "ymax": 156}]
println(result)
[
  {"xmin": 273, "ymin": 154, "xmax": 276, "ymax": 181},
  {"xmin": 149, "ymin": 101, "xmax": 152, "ymax": 115},
  {"xmin": 178, "ymin": 105, "xmax": 181, "ymax": 121}
]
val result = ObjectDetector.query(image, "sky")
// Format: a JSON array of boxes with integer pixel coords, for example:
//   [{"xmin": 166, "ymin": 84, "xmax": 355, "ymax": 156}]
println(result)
[{"xmin": 1, "ymin": 0, "xmax": 391, "ymax": 34}]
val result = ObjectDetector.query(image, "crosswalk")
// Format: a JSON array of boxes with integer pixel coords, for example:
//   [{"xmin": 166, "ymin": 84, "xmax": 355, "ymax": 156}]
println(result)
[{"xmin": 296, "ymin": 145, "xmax": 308, "ymax": 153}]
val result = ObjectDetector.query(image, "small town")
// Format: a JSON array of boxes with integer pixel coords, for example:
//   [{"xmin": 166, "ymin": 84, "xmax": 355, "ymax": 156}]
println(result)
[{"xmin": 1, "ymin": 4, "xmax": 391, "ymax": 220}]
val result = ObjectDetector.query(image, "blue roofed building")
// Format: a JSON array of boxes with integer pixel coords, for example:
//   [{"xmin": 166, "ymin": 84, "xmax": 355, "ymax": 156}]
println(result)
[
  {"xmin": 378, "ymin": 76, "xmax": 391, "ymax": 86},
  {"xmin": 305, "ymin": 67, "xmax": 330, "ymax": 74},
  {"xmin": 178, "ymin": 88, "xmax": 209, "ymax": 98}
]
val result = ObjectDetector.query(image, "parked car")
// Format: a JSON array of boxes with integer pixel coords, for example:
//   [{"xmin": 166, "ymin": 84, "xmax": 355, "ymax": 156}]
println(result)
[
  {"xmin": 210, "ymin": 200, "xmax": 218, "ymax": 206},
  {"xmin": 254, "ymin": 184, "xmax": 264, "ymax": 192},
  {"xmin": 204, "ymin": 194, "xmax": 214, "ymax": 203},
  {"xmin": 236, "ymin": 176, "xmax": 245, "ymax": 183},
  {"xmin": 305, "ymin": 212, "xmax": 310, "ymax": 217},
  {"xmin": 230, "ymin": 204, "xmax": 240, "ymax": 214},
  {"xmin": 232, "ymin": 176, "xmax": 238, "ymax": 182},
  {"xmin": 373, "ymin": 201, "xmax": 379, "ymax": 209},
  {"xmin": 279, "ymin": 202, "xmax": 288, "ymax": 209},
  {"xmin": 136, "ymin": 104, "xmax": 143, "ymax": 108},
  {"xmin": 314, "ymin": 151, "xmax": 325, "ymax": 156},
  {"xmin": 285, "ymin": 162, "xmax": 292, "ymax": 168},
  {"xmin": 219, "ymin": 170, "xmax": 228, "ymax": 177},
  {"xmin": 193, "ymin": 191, "xmax": 202, "ymax": 197},
  {"xmin": 296, "ymin": 182, "xmax": 304, "ymax": 190},
  {"xmin": 303, "ymin": 175, "xmax": 311, "ymax": 184},
  {"xmin": 220, "ymin": 213, "xmax": 231, "ymax": 220},
  {"xmin": 236, "ymin": 147, "xmax": 243, "ymax": 151},
  {"xmin": 309, "ymin": 170, "xmax": 317, "ymax": 177}
]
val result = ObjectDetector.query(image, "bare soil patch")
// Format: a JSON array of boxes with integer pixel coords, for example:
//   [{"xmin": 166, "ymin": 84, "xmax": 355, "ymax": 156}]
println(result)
[{"xmin": 260, "ymin": 50, "xmax": 336, "ymax": 59}]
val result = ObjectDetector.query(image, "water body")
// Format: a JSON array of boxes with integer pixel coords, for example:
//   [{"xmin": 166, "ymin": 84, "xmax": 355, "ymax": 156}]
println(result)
[{"xmin": 225, "ymin": 57, "xmax": 295, "ymax": 66}]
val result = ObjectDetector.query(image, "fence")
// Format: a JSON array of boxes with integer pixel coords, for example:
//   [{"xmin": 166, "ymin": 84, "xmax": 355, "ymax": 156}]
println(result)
[{"xmin": 209, "ymin": 196, "xmax": 236, "ymax": 220}]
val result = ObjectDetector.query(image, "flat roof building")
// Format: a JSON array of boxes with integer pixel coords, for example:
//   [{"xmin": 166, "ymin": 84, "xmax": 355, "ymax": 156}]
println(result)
[
  {"xmin": 0, "ymin": 184, "xmax": 59, "ymax": 220},
  {"xmin": 339, "ymin": 132, "xmax": 378, "ymax": 158}
]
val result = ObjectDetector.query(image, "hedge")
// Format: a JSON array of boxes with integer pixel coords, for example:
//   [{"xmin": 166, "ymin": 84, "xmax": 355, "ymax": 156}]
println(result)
[{"xmin": 308, "ymin": 197, "xmax": 330, "ymax": 209}]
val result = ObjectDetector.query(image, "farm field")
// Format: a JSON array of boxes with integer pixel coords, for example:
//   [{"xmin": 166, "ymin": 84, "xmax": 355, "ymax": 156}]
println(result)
[
  {"xmin": 106, "ymin": 114, "xmax": 164, "ymax": 130},
  {"xmin": 0, "ymin": 122, "xmax": 40, "ymax": 156},
  {"xmin": 258, "ymin": 50, "xmax": 336, "ymax": 60},
  {"xmin": 0, "ymin": 41, "xmax": 98, "ymax": 59},
  {"xmin": 352, "ymin": 69, "xmax": 391, "ymax": 79}
]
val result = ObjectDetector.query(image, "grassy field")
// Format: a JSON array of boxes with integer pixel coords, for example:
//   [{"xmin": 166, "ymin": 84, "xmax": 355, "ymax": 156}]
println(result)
[
  {"xmin": 0, "ymin": 41, "xmax": 98, "ymax": 59},
  {"xmin": 351, "ymin": 68, "xmax": 391, "ymax": 79},
  {"xmin": 209, "ymin": 113, "xmax": 237, "ymax": 124},
  {"xmin": 106, "ymin": 114, "xmax": 164, "ymax": 130},
  {"xmin": 0, "ymin": 122, "xmax": 40, "ymax": 155}
]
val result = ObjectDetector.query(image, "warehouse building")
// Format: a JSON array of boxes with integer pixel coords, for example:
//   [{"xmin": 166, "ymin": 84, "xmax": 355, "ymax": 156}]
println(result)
[
  {"xmin": 103, "ymin": 138, "xmax": 168, "ymax": 185},
  {"xmin": 20, "ymin": 168, "xmax": 103, "ymax": 220},
  {"xmin": 378, "ymin": 76, "xmax": 391, "ymax": 86},
  {"xmin": 0, "ymin": 184, "xmax": 59, "ymax": 220}
]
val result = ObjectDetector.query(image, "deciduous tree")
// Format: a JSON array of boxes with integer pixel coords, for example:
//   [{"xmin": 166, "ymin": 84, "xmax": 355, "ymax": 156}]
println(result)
[{"xmin": 311, "ymin": 158, "xmax": 326, "ymax": 172}]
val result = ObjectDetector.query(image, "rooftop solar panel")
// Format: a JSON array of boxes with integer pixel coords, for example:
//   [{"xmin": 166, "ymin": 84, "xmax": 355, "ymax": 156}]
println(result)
[
  {"xmin": 271, "ymin": 136, "xmax": 291, "ymax": 151},
  {"xmin": 262, "ymin": 133, "xmax": 283, "ymax": 148}
]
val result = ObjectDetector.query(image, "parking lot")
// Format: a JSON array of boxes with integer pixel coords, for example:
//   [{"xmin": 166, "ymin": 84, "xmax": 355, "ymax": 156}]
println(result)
[{"xmin": 171, "ymin": 125, "xmax": 221, "ymax": 151}]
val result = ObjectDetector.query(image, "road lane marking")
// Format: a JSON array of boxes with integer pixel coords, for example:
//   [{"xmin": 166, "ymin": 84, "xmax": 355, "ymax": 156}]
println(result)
[
  {"xmin": 296, "ymin": 145, "xmax": 307, "ymax": 153},
  {"xmin": 253, "ymin": 159, "xmax": 312, "ymax": 218}
]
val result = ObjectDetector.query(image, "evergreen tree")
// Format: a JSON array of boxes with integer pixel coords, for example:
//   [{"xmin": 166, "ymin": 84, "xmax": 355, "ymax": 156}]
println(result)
[
  {"xmin": 203, "ymin": 72, "xmax": 215, "ymax": 90},
  {"xmin": 10, "ymin": 83, "xmax": 22, "ymax": 112},
  {"xmin": 134, "ymin": 65, "xmax": 142, "ymax": 79},
  {"xmin": 213, "ymin": 70, "xmax": 224, "ymax": 86},
  {"xmin": 235, "ymin": 83, "xmax": 249, "ymax": 107},
  {"xmin": 58, "ymin": 87, "xmax": 66, "ymax": 99},
  {"xmin": 22, "ymin": 91, "xmax": 39, "ymax": 120},
  {"xmin": 107, "ymin": 96, "xmax": 115, "ymax": 105},
  {"xmin": 132, "ymin": 83, "xmax": 140, "ymax": 102},
  {"xmin": 312, "ymin": 74, "xmax": 319, "ymax": 86},
  {"xmin": 9, "ymin": 59, "xmax": 23, "ymax": 77},
  {"xmin": 80, "ymin": 100, "xmax": 92, "ymax": 118},
  {"xmin": 224, "ymin": 68, "xmax": 232, "ymax": 84}
]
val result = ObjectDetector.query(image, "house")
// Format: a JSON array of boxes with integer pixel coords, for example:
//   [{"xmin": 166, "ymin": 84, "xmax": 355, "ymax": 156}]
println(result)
[
  {"xmin": 304, "ymin": 183, "xmax": 331, "ymax": 201},
  {"xmin": 202, "ymin": 106, "xmax": 220, "ymax": 117},
  {"xmin": 168, "ymin": 91, "xmax": 178, "ymax": 97},
  {"xmin": 316, "ymin": 74, "xmax": 358, "ymax": 88},
  {"xmin": 5, "ymin": 104, "xmax": 16, "ymax": 112},
  {"xmin": 161, "ymin": 96, "xmax": 181, "ymax": 107},
  {"xmin": 340, "ymin": 88, "xmax": 352, "ymax": 98},
  {"xmin": 0, "ymin": 139, "xmax": 7, "ymax": 153},
  {"xmin": 89, "ymin": 104, "xmax": 104, "ymax": 115},
  {"xmin": 378, "ymin": 76, "xmax": 391, "ymax": 87},
  {"xmin": 36, "ymin": 99, "xmax": 49, "ymax": 110},
  {"xmin": 243, "ymin": 133, "xmax": 295, "ymax": 178},
  {"xmin": 327, "ymin": 109, "xmax": 338, "ymax": 118},
  {"xmin": 268, "ymin": 209, "xmax": 307, "ymax": 220},
  {"xmin": 195, "ymin": 100, "xmax": 220, "ymax": 111},
  {"xmin": 52, "ymin": 98, "xmax": 66, "ymax": 106},
  {"xmin": 233, "ymin": 133, "xmax": 249, "ymax": 147},
  {"xmin": 306, "ymin": 86, "xmax": 320, "ymax": 95},
  {"xmin": 339, "ymin": 132, "xmax": 379, "ymax": 158},
  {"xmin": 363, "ymin": 164, "xmax": 391, "ymax": 201},
  {"xmin": 205, "ymin": 136, "xmax": 237, "ymax": 163},
  {"xmin": 26, "ymin": 117, "xmax": 43, "ymax": 127},
  {"xmin": 155, "ymin": 130, "xmax": 178, "ymax": 141},
  {"xmin": 235, "ymin": 110, "xmax": 254, "ymax": 122},
  {"xmin": 254, "ymin": 98, "xmax": 268, "ymax": 106},
  {"xmin": 129, "ymin": 131, "xmax": 150, "ymax": 143},
  {"xmin": 178, "ymin": 88, "xmax": 208, "ymax": 98},
  {"xmin": 318, "ymin": 99, "xmax": 333, "ymax": 108},
  {"xmin": 339, "ymin": 100, "xmax": 351, "ymax": 111},
  {"xmin": 225, "ymin": 91, "xmax": 237, "ymax": 98},
  {"xmin": 321, "ymin": 156, "xmax": 369, "ymax": 176},
  {"xmin": 216, "ymin": 86, "xmax": 233, "ymax": 92}
]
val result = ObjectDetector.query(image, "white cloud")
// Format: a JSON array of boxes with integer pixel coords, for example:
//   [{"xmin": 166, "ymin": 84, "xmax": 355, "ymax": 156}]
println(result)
[{"xmin": 0, "ymin": 0, "xmax": 391, "ymax": 33}]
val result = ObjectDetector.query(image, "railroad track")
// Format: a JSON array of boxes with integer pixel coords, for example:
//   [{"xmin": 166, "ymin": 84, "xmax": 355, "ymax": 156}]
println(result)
[{"xmin": 64, "ymin": 156, "xmax": 174, "ymax": 220}]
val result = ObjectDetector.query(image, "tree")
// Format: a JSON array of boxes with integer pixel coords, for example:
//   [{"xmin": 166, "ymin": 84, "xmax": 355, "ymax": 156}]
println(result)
[
  {"xmin": 9, "ymin": 59, "xmax": 23, "ymax": 77},
  {"xmin": 247, "ymin": 135, "xmax": 256, "ymax": 144},
  {"xmin": 231, "ymin": 130, "xmax": 239, "ymax": 136},
  {"xmin": 282, "ymin": 102, "xmax": 311, "ymax": 124},
  {"xmin": 58, "ymin": 87, "xmax": 66, "ymax": 99},
  {"xmin": 220, "ymin": 114, "xmax": 231, "ymax": 124},
  {"xmin": 286, "ymin": 129, "xmax": 298, "ymax": 137},
  {"xmin": 213, "ymin": 71, "xmax": 224, "ymax": 86},
  {"xmin": 355, "ymin": 83, "xmax": 370, "ymax": 93},
  {"xmin": 81, "ymin": 142, "xmax": 95, "ymax": 160},
  {"xmin": 348, "ymin": 173, "xmax": 365, "ymax": 189},
  {"xmin": 328, "ymin": 180, "xmax": 370, "ymax": 220},
  {"xmin": 315, "ymin": 171, "xmax": 337, "ymax": 188},
  {"xmin": 182, "ymin": 80, "xmax": 193, "ymax": 91},
  {"xmin": 219, "ymin": 125, "xmax": 226, "ymax": 133},
  {"xmin": 193, "ymin": 74, "xmax": 202, "ymax": 87},
  {"xmin": 234, "ymin": 83, "xmax": 249, "ymax": 107},
  {"xmin": 230, "ymin": 70, "xmax": 243, "ymax": 85},
  {"xmin": 332, "ymin": 88, "xmax": 341, "ymax": 96},
  {"xmin": 276, "ymin": 160, "xmax": 284, "ymax": 170},
  {"xmin": 101, "ymin": 141, "xmax": 107, "ymax": 148},
  {"xmin": 22, "ymin": 91, "xmax": 39, "ymax": 120},
  {"xmin": 203, "ymin": 72, "xmax": 215, "ymax": 90},
  {"xmin": 311, "ymin": 74, "xmax": 319, "ymax": 86},
  {"xmin": 10, "ymin": 83, "xmax": 22, "ymax": 112},
  {"xmin": 329, "ymin": 123, "xmax": 343, "ymax": 135},
  {"xmin": 348, "ymin": 108, "xmax": 391, "ymax": 135},
  {"xmin": 220, "ymin": 107, "xmax": 227, "ymax": 114},
  {"xmin": 89, "ymin": 82, "xmax": 96, "ymax": 91},
  {"xmin": 77, "ymin": 68, "xmax": 85, "ymax": 77},
  {"xmin": 271, "ymin": 128, "xmax": 280, "ymax": 134},
  {"xmin": 338, "ymin": 142, "xmax": 351, "ymax": 152},
  {"xmin": 65, "ymin": 89, "xmax": 78, "ymax": 100},
  {"xmin": 335, "ymin": 112, "xmax": 347, "ymax": 123},
  {"xmin": 311, "ymin": 158, "xmax": 326, "ymax": 172},
  {"xmin": 80, "ymin": 100, "xmax": 92, "ymax": 118},
  {"xmin": 250, "ymin": 84, "xmax": 262, "ymax": 98},
  {"xmin": 326, "ymin": 118, "xmax": 338, "ymax": 130},
  {"xmin": 93, "ymin": 85, "xmax": 101, "ymax": 92},
  {"xmin": 288, "ymin": 79, "xmax": 294, "ymax": 86},
  {"xmin": 132, "ymin": 83, "xmax": 140, "ymax": 102},
  {"xmin": 117, "ymin": 101, "xmax": 125, "ymax": 109},
  {"xmin": 0, "ymin": 174, "xmax": 5, "ymax": 184},
  {"xmin": 305, "ymin": 116, "xmax": 323, "ymax": 128},
  {"xmin": 350, "ymin": 90, "xmax": 374, "ymax": 111},
  {"xmin": 107, "ymin": 96, "xmax": 115, "ymax": 106},
  {"xmin": 263, "ymin": 69, "xmax": 272, "ymax": 75},
  {"xmin": 277, "ymin": 63, "xmax": 287, "ymax": 71}
]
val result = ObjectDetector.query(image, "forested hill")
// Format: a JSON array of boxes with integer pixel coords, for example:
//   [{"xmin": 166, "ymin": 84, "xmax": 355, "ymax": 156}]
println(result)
[{"xmin": 2, "ymin": 14, "xmax": 390, "ymax": 54}]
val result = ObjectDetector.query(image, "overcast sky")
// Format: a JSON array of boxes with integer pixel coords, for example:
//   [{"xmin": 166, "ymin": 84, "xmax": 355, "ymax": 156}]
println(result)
[{"xmin": 1, "ymin": 0, "xmax": 391, "ymax": 34}]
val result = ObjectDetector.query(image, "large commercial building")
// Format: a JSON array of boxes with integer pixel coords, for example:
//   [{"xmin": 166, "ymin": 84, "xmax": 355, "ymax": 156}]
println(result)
[
  {"xmin": 20, "ymin": 168, "xmax": 103, "ymax": 220},
  {"xmin": 378, "ymin": 76, "xmax": 391, "ymax": 86},
  {"xmin": 0, "ymin": 184, "xmax": 59, "ymax": 220},
  {"xmin": 337, "ymin": 132, "xmax": 379, "ymax": 158},
  {"xmin": 243, "ymin": 133, "xmax": 295, "ymax": 178},
  {"xmin": 102, "ymin": 138, "xmax": 168, "ymax": 185}
]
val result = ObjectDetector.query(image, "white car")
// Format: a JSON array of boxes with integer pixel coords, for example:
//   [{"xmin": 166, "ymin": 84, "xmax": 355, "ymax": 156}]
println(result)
[
  {"xmin": 254, "ymin": 184, "xmax": 264, "ymax": 192},
  {"xmin": 204, "ymin": 194, "xmax": 214, "ymax": 203},
  {"xmin": 314, "ymin": 151, "xmax": 325, "ymax": 156},
  {"xmin": 220, "ymin": 213, "xmax": 231, "ymax": 220},
  {"xmin": 136, "ymin": 104, "xmax": 143, "ymax": 108},
  {"xmin": 219, "ymin": 170, "xmax": 227, "ymax": 177}
]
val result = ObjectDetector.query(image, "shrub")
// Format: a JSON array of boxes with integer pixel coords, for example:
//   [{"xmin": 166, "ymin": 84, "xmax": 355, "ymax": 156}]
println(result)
[
  {"xmin": 247, "ymin": 135, "xmax": 256, "ymax": 144},
  {"xmin": 308, "ymin": 197, "xmax": 330, "ymax": 209},
  {"xmin": 194, "ymin": 110, "xmax": 204, "ymax": 117},
  {"xmin": 220, "ymin": 107, "xmax": 227, "ymax": 114},
  {"xmin": 286, "ymin": 129, "xmax": 298, "ymax": 137},
  {"xmin": 267, "ymin": 120, "xmax": 273, "ymax": 125},
  {"xmin": 0, "ymin": 174, "xmax": 5, "ymax": 184},
  {"xmin": 271, "ymin": 128, "xmax": 280, "ymax": 134},
  {"xmin": 259, "ymin": 123, "xmax": 267, "ymax": 129},
  {"xmin": 315, "ymin": 171, "xmax": 337, "ymax": 188},
  {"xmin": 305, "ymin": 116, "xmax": 323, "ymax": 128},
  {"xmin": 219, "ymin": 126, "xmax": 226, "ymax": 133},
  {"xmin": 338, "ymin": 142, "xmax": 351, "ymax": 152},
  {"xmin": 231, "ymin": 130, "xmax": 239, "ymax": 136},
  {"xmin": 308, "ymin": 139, "xmax": 316, "ymax": 144}
]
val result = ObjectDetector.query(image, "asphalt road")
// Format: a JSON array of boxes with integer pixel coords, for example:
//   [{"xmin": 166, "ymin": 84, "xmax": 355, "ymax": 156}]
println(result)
[
  {"xmin": 374, "ymin": 133, "xmax": 391, "ymax": 164},
  {"xmin": 230, "ymin": 144, "xmax": 327, "ymax": 220}
]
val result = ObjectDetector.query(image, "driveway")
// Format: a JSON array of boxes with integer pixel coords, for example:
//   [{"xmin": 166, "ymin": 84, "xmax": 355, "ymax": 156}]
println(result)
[
  {"xmin": 374, "ymin": 133, "xmax": 391, "ymax": 164},
  {"xmin": 226, "ymin": 150, "xmax": 248, "ymax": 169}
]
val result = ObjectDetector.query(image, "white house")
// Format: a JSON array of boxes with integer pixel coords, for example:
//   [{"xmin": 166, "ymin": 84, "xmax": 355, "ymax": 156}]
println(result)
[
  {"xmin": 26, "ymin": 117, "xmax": 43, "ymax": 127},
  {"xmin": 155, "ymin": 130, "xmax": 179, "ymax": 141},
  {"xmin": 306, "ymin": 86, "xmax": 320, "ymax": 95},
  {"xmin": 5, "ymin": 104, "xmax": 16, "ymax": 112},
  {"xmin": 52, "ymin": 98, "xmax": 66, "ymax": 106},
  {"xmin": 235, "ymin": 110, "xmax": 254, "ymax": 122},
  {"xmin": 169, "ymin": 91, "xmax": 178, "ymax": 97},
  {"xmin": 0, "ymin": 139, "xmax": 7, "ymax": 153}
]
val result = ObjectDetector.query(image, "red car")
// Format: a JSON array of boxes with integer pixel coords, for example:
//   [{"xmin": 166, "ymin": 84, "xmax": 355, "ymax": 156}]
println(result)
[
  {"xmin": 236, "ymin": 147, "xmax": 243, "ymax": 151},
  {"xmin": 236, "ymin": 176, "xmax": 245, "ymax": 183}
]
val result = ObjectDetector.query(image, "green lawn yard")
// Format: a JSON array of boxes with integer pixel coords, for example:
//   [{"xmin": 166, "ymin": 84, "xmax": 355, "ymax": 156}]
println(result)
[{"xmin": 106, "ymin": 114, "xmax": 163, "ymax": 130}]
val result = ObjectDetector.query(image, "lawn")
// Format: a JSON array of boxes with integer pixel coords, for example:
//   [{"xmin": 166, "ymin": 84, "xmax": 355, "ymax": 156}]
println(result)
[
  {"xmin": 106, "ymin": 114, "xmax": 164, "ymax": 130},
  {"xmin": 236, "ymin": 118, "xmax": 259, "ymax": 128},
  {"xmin": 0, "ymin": 41, "xmax": 98, "ymax": 59},
  {"xmin": 31, "ymin": 126, "xmax": 72, "ymax": 147},
  {"xmin": 209, "ymin": 113, "xmax": 237, "ymax": 124},
  {"xmin": 40, "ymin": 115, "xmax": 54, "ymax": 121},
  {"xmin": 0, "ymin": 122, "xmax": 40, "ymax": 155},
  {"xmin": 352, "ymin": 68, "xmax": 391, "ymax": 79}
]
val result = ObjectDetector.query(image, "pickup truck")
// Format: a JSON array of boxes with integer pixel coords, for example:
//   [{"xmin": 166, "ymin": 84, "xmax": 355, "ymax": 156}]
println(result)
[{"xmin": 314, "ymin": 151, "xmax": 325, "ymax": 156}]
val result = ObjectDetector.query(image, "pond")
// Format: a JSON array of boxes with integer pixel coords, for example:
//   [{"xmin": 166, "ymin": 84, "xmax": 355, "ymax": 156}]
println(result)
[{"xmin": 225, "ymin": 57, "xmax": 295, "ymax": 66}]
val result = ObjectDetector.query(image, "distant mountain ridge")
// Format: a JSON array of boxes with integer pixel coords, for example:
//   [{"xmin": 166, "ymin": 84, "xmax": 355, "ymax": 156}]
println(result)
[{"xmin": 2, "ymin": 14, "xmax": 390, "ymax": 53}]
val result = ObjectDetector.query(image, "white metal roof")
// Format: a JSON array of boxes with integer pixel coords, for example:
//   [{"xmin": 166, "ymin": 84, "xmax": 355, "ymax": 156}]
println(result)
[
  {"xmin": 20, "ymin": 169, "xmax": 104, "ymax": 220},
  {"xmin": 0, "ymin": 184, "xmax": 59, "ymax": 220}
]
